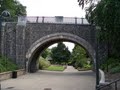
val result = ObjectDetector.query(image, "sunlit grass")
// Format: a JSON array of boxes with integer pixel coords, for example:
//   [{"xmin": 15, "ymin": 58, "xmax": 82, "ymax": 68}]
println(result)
[{"xmin": 45, "ymin": 65, "xmax": 65, "ymax": 71}]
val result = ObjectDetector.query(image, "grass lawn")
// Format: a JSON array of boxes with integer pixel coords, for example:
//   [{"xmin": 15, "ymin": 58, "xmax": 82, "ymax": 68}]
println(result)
[{"xmin": 45, "ymin": 65, "xmax": 65, "ymax": 71}]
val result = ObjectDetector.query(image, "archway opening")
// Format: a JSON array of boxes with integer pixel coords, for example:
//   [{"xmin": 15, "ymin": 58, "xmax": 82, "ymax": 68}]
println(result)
[
  {"xmin": 26, "ymin": 33, "xmax": 95, "ymax": 73},
  {"xmin": 39, "ymin": 42, "xmax": 93, "ymax": 71}
]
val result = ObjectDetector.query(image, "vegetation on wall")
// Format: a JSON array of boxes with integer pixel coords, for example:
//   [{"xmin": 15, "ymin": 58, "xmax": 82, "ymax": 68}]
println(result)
[{"xmin": 0, "ymin": 55, "xmax": 18, "ymax": 73}]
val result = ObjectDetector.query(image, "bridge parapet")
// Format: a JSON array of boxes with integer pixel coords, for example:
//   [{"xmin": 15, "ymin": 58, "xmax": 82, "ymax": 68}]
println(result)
[
  {"xmin": 26, "ymin": 16, "xmax": 89, "ymax": 24},
  {"xmin": 1, "ymin": 16, "xmax": 89, "ymax": 25}
]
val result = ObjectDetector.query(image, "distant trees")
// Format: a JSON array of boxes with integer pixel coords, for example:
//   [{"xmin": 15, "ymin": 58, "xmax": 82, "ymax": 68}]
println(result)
[
  {"xmin": 51, "ymin": 42, "xmax": 71, "ymax": 64},
  {"xmin": 40, "ymin": 42, "xmax": 92, "ymax": 70},
  {"xmin": 41, "ymin": 49, "xmax": 51, "ymax": 59}
]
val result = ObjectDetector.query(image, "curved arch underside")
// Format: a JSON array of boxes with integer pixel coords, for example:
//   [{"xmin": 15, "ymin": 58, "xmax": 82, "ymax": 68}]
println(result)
[{"xmin": 26, "ymin": 33, "xmax": 96, "ymax": 73}]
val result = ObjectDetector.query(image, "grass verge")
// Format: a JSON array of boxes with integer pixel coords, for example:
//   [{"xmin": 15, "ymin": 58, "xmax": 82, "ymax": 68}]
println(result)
[
  {"xmin": 0, "ymin": 55, "xmax": 18, "ymax": 72},
  {"xmin": 45, "ymin": 65, "xmax": 65, "ymax": 71}
]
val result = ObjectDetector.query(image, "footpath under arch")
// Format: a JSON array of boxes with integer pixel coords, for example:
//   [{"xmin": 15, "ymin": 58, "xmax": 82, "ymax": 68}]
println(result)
[{"xmin": 26, "ymin": 33, "xmax": 96, "ymax": 73}]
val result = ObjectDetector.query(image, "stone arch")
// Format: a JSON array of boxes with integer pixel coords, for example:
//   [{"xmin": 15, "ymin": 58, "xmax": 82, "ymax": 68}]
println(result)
[{"xmin": 26, "ymin": 33, "xmax": 96, "ymax": 73}]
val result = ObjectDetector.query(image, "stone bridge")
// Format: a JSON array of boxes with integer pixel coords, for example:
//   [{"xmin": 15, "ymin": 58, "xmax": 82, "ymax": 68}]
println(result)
[{"xmin": 0, "ymin": 16, "xmax": 107, "ymax": 73}]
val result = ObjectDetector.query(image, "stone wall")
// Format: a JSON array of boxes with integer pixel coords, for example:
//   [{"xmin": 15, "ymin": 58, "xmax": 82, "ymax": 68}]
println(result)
[
  {"xmin": 25, "ymin": 23, "xmax": 96, "ymax": 52},
  {"xmin": 0, "ymin": 69, "xmax": 25, "ymax": 81},
  {"xmin": 0, "ymin": 22, "xmax": 107, "ymax": 72},
  {"xmin": 0, "ymin": 23, "xmax": 16, "ymax": 63}
]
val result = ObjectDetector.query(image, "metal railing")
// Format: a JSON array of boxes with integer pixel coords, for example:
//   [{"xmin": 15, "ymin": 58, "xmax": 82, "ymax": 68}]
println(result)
[
  {"xmin": 26, "ymin": 16, "xmax": 89, "ymax": 24},
  {"xmin": 97, "ymin": 78, "xmax": 120, "ymax": 90},
  {"xmin": 3, "ymin": 16, "xmax": 90, "ymax": 25}
]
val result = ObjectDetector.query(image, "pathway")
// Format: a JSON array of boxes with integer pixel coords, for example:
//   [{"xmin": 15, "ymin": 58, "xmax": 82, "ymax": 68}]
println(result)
[
  {"xmin": 1, "ymin": 66, "xmax": 96, "ymax": 90},
  {"xmin": 63, "ymin": 66, "xmax": 78, "ymax": 72}
]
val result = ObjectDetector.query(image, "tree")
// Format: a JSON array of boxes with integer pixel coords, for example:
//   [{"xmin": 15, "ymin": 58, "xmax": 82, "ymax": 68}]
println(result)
[
  {"xmin": 86, "ymin": 0, "xmax": 120, "ymax": 58},
  {"xmin": 78, "ymin": 0, "xmax": 96, "ymax": 8},
  {"xmin": 0, "ymin": 0, "xmax": 26, "ymax": 17},
  {"xmin": 70, "ymin": 44, "xmax": 90, "ymax": 68},
  {"xmin": 51, "ymin": 42, "xmax": 71, "ymax": 64},
  {"xmin": 82, "ymin": 0, "xmax": 120, "ymax": 72},
  {"xmin": 41, "ymin": 49, "xmax": 51, "ymax": 59}
]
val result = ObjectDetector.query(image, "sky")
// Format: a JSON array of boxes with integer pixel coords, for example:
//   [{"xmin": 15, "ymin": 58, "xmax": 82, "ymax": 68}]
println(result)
[
  {"xmin": 49, "ymin": 42, "xmax": 75, "ymax": 52},
  {"xmin": 18, "ymin": 0, "xmax": 86, "ymax": 17},
  {"xmin": 18, "ymin": 0, "xmax": 85, "ymax": 51}
]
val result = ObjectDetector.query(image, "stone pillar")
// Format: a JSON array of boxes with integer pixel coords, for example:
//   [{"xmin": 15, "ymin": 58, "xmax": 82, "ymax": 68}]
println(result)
[
  {"xmin": 0, "ymin": 22, "xmax": 6, "ymax": 56},
  {"xmin": 15, "ymin": 16, "xmax": 27, "ymax": 69},
  {"xmin": 15, "ymin": 25, "xmax": 26, "ymax": 69}
]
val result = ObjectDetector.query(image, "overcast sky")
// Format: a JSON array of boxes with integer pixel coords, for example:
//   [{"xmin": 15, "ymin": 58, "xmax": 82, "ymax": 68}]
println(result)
[
  {"xmin": 18, "ymin": 0, "xmax": 86, "ymax": 17},
  {"xmin": 49, "ymin": 42, "xmax": 75, "ymax": 52}
]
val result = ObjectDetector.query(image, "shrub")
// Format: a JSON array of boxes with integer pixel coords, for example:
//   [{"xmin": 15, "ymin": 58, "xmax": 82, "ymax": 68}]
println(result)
[
  {"xmin": 39, "ymin": 57, "xmax": 51, "ymax": 69},
  {"xmin": 101, "ymin": 58, "xmax": 120, "ymax": 72},
  {"xmin": 0, "ymin": 64, "xmax": 7, "ymax": 72},
  {"xmin": 0, "ymin": 55, "xmax": 18, "ymax": 72},
  {"xmin": 84, "ymin": 64, "xmax": 91, "ymax": 69},
  {"xmin": 110, "ymin": 66, "xmax": 120, "ymax": 74}
]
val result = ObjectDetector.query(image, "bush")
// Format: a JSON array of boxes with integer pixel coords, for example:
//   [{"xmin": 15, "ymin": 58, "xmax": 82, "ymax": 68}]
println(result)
[
  {"xmin": 0, "ymin": 55, "xmax": 18, "ymax": 72},
  {"xmin": 0, "ymin": 64, "xmax": 7, "ymax": 72},
  {"xmin": 39, "ymin": 57, "xmax": 51, "ymax": 69},
  {"xmin": 74, "ymin": 58, "xmax": 88, "ymax": 69},
  {"xmin": 110, "ymin": 66, "xmax": 120, "ymax": 74},
  {"xmin": 84, "ymin": 64, "xmax": 91, "ymax": 69},
  {"xmin": 101, "ymin": 58, "xmax": 120, "ymax": 73}
]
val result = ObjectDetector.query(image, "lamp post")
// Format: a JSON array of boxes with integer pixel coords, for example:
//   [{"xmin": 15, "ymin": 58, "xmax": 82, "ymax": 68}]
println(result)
[
  {"xmin": 95, "ymin": 26, "xmax": 100, "ymax": 90},
  {"xmin": 96, "ymin": 38, "xmax": 99, "ymax": 89},
  {"xmin": 0, "ymin": 10, "xmax": 10, "ymax": 90}
]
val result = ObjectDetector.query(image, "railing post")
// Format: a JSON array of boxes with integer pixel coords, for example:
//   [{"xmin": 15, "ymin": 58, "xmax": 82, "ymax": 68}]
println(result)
[
  {"xmin": 42, "ymin": 16, "xmax": 44, "ymax": 23},
  {"xmin": 36, "ymin": 16, "xmax": 39, "ymax": 23},
  {"xmin": 95, "ymin": 26, "xmax": 100, "ymax": 90},
  {"xmin": 115, "ymin": 82, "xmax": 117, "ymax": 90},
  {"xmin": 75, "ymin": 17, "xmax": 77, "ymax": 24},
  {"xmin": 81, "ymin": 17, "xmax": 84, "ymax": 24}
]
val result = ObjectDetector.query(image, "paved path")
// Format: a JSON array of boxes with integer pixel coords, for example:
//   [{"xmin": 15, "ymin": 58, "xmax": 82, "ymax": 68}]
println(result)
[
  {"xmin": 63, "ymin": 66, "xmax": 78, "ymax": 72},
  {"xmin": 1, "ymin": 66, "xmax": 96, "ymax": 90}
]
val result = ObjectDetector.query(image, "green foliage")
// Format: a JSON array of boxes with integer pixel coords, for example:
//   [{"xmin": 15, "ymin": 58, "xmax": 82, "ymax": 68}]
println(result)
[
  {"xmin": 51, "ymin": 42, "xmax": 71, "ymax": 64},
  {"xmin": 110, "ymin": 66, "xmax": 120, "ymax": 74},
  {"xmin": 45, "ymin": 65, "xmax": 65, "ymax": 71},
  {"xmin": 85, "ymin": 0, "xmax": 120, "ymax": 73},
  {"xmin": 41, "ymin": 49, "xmax": 51, "ymax": 59},
  {"xmin": 101, "ymin": 58, "xmax": 120, "ymax": 73},
  {"xmin": 86, "ymin": 0, "xmax": 120, "ymax": 58},
  {"xmin": 0, "ymin": 55, "xmax": 18, "ymax": 72},
  {"xmin": 70, "ymin": 44, "xmax": 91, "ymax": 70},
  {"xmin": 0, "ymin": 0, "xmax": 26, "ymax": 17},
  {"xmin": 74, "ymin": 58, "xmax": 87, "ymax": 68},
  {"xmin": 39, "ymin": 57, "xmax": 51, "ymax": 69},
  {"xmin": 84, "ymin": 64, "xmax": 91, "ymax": 69}
]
